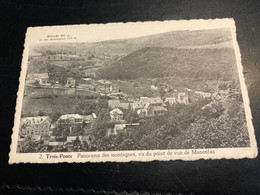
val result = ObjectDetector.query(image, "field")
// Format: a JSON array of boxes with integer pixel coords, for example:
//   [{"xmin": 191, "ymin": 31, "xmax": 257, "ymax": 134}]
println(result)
[{"xmin": 22, "ymin": 93, "xmax": 96, "ymax": 117}]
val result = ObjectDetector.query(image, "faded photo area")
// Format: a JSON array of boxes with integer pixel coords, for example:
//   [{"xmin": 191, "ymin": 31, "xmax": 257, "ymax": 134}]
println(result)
[{"xmin": 17, "ymin": 26, "xmax": 250, "ymax": 153}]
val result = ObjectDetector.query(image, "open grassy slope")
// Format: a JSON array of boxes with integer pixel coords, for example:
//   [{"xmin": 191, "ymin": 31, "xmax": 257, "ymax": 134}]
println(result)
[{"xmin": 96, "ymin": 47, "xmax": 238, "ymax": 81}]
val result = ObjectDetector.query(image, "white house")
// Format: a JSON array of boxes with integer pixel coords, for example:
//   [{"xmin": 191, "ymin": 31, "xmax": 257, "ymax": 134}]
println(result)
[
  {"xmin": 134, "ymin": 97, "xmax": 167, "ymax": 118},
  {"xmin": 195, "ymin": 91, "xmax": 212, "ymax": 99},
  {"xmin": 58, "ymin": 114, "xmax": 84, "ymax": 134},
  {"xmin": 177, "ymin": 93, "xmax": 189, "ymax": 105},
  {"xmin": 110, "ymin": 108, "xmax": 124, "ymax": 122},
  {"xmin": 165, "ymin": 97, "xmax": 177, "ymax": 105},
  {"xmin": 20, "ymin": 116, "xmax": 52, "ymax": 136},
  {"xmin": 107, "ymin": 124, "xmax": 126, "ymax": 136},
  {"xmin": 66, "ymin": 78, "xmax": 76, "ymax": 88}
]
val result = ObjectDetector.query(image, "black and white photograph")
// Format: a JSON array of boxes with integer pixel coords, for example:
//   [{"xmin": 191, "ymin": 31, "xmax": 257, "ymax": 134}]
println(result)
[{"xmin": 9, "ymin": 19, "xmax": 257, "ymax": 163}]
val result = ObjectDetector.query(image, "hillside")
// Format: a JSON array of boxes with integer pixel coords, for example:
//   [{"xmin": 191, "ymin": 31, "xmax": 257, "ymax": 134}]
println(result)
[
  {"xmin": 29, "ymin": 28, "xmax": 233, "ymax": 69},
  {"xmin": 96, "ymin": 47, "xmax": 239, "ymax": 81}
]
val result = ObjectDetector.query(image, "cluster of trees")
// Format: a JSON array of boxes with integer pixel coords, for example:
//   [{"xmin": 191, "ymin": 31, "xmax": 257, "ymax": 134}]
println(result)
[
  {"xmin": 50, "ymin": 99, "xmax": 109, "ymax": 137},
  {"xmin": 85, "ymin": 93, "xmax": 249, "ymax": 151},
  {"xmin": 42, "ymin": 50, "xmax": 77, "ymax": 56},
  {"xmin": 96, "ymin": 47, "xmax": 237, "ymax": 82},
  {"xmin": 46, "ymin": 64, "xmax": 84, "ymax": 85},
  {"xmin": 18, "ymin": 86, "xmax": 249, "ymax": 152},
  {"xmin": 73, "ymin": 99, "xmax": 108, "ymax": 116}
]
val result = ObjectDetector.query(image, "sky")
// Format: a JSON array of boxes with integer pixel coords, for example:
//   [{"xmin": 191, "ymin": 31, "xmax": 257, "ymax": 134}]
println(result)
[{"xmin": 27, "ymin": 18, "xmax": 235, "ymax": 44}]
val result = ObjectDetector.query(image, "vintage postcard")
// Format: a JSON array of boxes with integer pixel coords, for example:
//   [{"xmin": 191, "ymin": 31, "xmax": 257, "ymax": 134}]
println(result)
[{"xmin": 9, "ymin": 18, "xmax": 257, "ymax": 163}]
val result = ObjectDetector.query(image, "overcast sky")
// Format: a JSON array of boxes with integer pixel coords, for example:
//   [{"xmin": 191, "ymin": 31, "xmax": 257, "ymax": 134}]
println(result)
[{"xmin": 27, "ymin": 18, "xmax": 235, "ymax": 44}]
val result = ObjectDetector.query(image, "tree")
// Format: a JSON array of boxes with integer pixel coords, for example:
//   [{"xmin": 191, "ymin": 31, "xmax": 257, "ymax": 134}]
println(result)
[
  {"xmin": 159, "ymin": 87, "xmax": 166, "ymax": 97},
  {"xmin": 17, "ymin": 136, "xmax": 41, "ymax": 153},
  {"xmin": 74, "ymin": 101, "xmax": 96, "ymax": 115},
  {"xmin": 124, "ymin": 109, "xmax": 138, "ymax": 123},
  {"xmin": 33, "ymin": 80, "xmax": 40, "ymax": 86},
  {"xmin": 73, "ymin": 136, "xmax": 81, "ymax": 147},
  {"xmin": 38, "ymin": 110, "xmax": 46, "ymax": 116},
  {"xmin": 50, "ymin": 111, "xmax": 62, "ymax": 122}
]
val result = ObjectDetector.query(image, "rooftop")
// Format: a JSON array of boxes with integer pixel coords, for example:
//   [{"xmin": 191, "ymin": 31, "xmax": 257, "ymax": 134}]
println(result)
[
  {"xmin": 59, "ymin": 114, "xmax": 83, "ymax": 120},
  {"xmin": 114, "ymin": 124, "xmax": 126, "ymax": 131},
  {"xmin": 110, "ymin": 108, "xmax": 123, "ymax": 115},
  {"xmin": 21, "ymin": 116, "xmax": 51, "ymax": 125},
  {"xmin": 108, "ymin": 100, "xmax": 130, "ymax": 109},
  {"xmin": 140, "ymin": 97, "xmax": 163, "ymax": 104},
  {"xmin": 153, "ymin": 106, "xmax": 167, "ymax": 111}
]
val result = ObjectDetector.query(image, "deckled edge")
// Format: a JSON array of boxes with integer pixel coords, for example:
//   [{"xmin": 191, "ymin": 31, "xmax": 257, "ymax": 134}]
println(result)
[
  {"xmin": 0, "ymin": 184, "xmax": 151, "ymax": 195},
  {"xmin": 8, "ymin": 27, "xmax": 32, "ymax": 164},
  {"xmin": 231, "ymin": 19, "xmax": 258, "ymax": 151},
  {"xmin": 8, "ymin": 18, "xmax": 258, "ymax": 164}
]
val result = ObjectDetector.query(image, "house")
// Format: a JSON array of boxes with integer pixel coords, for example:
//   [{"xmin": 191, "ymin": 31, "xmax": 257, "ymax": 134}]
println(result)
[
  {"xmin": 58, "ymin": 114, "xmax": 84, "ymax": 133},
  {"xmin": 49, "ymin": 136, "xmax": 56, "ymax": 141},
  {"xmin": 27, "ymin": 73, "xmax": 50, "ymax": 86},
  {"xmin": 48, "ymin": 141, "xmax": 64, "ymax": 146},
  {"xmin": 92, "ymin": 113, "xmax": 97, "ymax": 119},
  {"xmin": 140, "ymin": 97, "xmax": 164, "ymax": 105},
  {"xmin": 58, "ymin": 114, "xmax": 84, "ymax": 125},
  {"xmin": 177, "ymin": 93, "xmax": 189, "ymax": 104},
  {"xmin": 124, "ymin": 123, "xmax": 140, "ymax": 127},
  {"xmin": 108, "ymin": 100, "xmax": 131, "ymax": 109},
  {"xmin": 80, "ymin": 135, "xmax": 90, "ymax": 145},
  {"xmin": 83, "ymin": 115, "xmax": 94, "ymax": 123},
  {"xmin": 133, "ymin": 97, "xmax": 164, "ymax": 110},
  {"xmin": 66, "ymin": 78, "xmax": 76, "ymax": 88},
  {"xmin": 212, "ymin": 92, "xmax": 222, "ymax": 101},
  {"xmin": 39, "ymin": 77, "xmax": 50, "ymax": 86},
  {"xmin": 114, "ymin": 124, "xmax": 126, "ymax": 135},
  {"xmin": 52, "ymin": 83, "xmax": 62, "ymax": 88},
  {"xmin": 42, "ymin": 140, "xmax": 50, "ymax": 146},
  {"xmin": 107, "ymin": 124, "xmax": 126, "ymax": 136},
  {"xmin": 134, "ymin": 97, "xmax": 167, "ymax": 118},
  {"xmin": 20, "ymin": 116, "xmax": 52, "ymax": 137},
  {"xmin": 137, "ymin": 103, "xmax": 167, "ymax": 118},
  {"xmin": 137, "ymin": 109, "xmax": 146, "ymax": 118},
  {"xmin": 152, "ymin": 105, "xmax": 167, "ymax": 116},
  {"xmin": 165, "ymin": 97, "xmax": 177, "ymax": 105},
  {"xmin": 27, "ymin": 73, "xmax": 48, "ymax": 80},
  {"xmin": 31, "ymin": 135, "xmax": 41, "ymax": 141},
  {"xmin": 150, "ymin": 85, "xmax": 158, "ymax": 91},
  {"xmin": 109, "ymin": 85, "xmax": 119, "ymax": 92},
  {"xmin": 98, "ymin": 79, "xmax": 112, "ymax": 86},
  {"xmin": 132, "ymin": 100, "xmax": 145, "ymax": 111},
  {"xmin": 66, "ymin": 136, "xmax": 78, "ymax": 143},
  {"xmin": 194, "ymin": 91, "xmax": 212, "ymax": 99},
  {"xmin": 110, "ymin": 108, "xmax": 124, "ymax": 122},
  {"xmin": 82, "ymin": 78, "xmax": 92, "ymax": 81},
  {"xmin": 77, "ymin": 84, "xmax": 94, "ymax": 90},
  {"xmin": 185, "ymin": 88, "xmax": 192, "ymax": 92},
  {"xmin": 106, "ymin": 128, "xmax": 114, "ymax": 136},
  {"xmin": 82, "ymin": 113, "xmax": 96, "ymax": 130}
]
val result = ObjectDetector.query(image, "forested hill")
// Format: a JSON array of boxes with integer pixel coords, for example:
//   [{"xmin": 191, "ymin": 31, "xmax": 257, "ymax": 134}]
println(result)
[
  {"xmin": 30, "ymin": 28, "xmax": 232, "ymax": 59},
  {"xmin": 96, "ymin": 47, "xmax": 238, "ymax": 81}
]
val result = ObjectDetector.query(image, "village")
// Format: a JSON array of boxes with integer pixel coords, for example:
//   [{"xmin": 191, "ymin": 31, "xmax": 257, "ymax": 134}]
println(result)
[{"xmin": 18, "ymin": 69, "xmax": 236, "ymax": 152}]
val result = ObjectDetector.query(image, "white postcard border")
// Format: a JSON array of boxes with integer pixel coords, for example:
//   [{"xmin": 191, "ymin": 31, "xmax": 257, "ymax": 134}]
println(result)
[{"xmin": 9, "ymin": 18, "xmax": 258, "ymax": 164}]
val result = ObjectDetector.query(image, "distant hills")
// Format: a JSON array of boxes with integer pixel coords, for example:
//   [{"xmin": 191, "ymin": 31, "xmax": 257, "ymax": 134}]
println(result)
[
  {"xmin": 31, "ymin": 27, "xmax": 233, "ymax": 60},
  {"xmin": 30, "ymin": 27, "xmax": 238, "ymax": 82},
  {"xmin": 96, "ymin": 47, "xmax": 238, "ymax": 81}
]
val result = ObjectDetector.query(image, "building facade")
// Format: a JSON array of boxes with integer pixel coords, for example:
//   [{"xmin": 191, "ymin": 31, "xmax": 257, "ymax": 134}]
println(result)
[
  {"xmin": 110, "ymin": 108, "xmax": 124, "ymax": 122},
  {"xmin": 58, "ymin": 114, "xmax": 84, "ymax": 134},
  {"xmin": 134, "ymin": 97, "xmax": 167, "ymax": 118},
  {"xmin": 20, "ymin": 116, "xmax": 52, "ymax": 136},
  {"xmin": 66, "ymin": 78, "xmax": 76, "ymax": 88}
]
